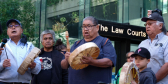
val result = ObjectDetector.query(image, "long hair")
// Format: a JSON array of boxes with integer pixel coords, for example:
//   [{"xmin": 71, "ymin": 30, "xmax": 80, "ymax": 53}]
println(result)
[
  {"xmin": 156, "ymin": 21, "xmax": 167, "ymax": 35},
  {"xmin": 55, "ymin": 39, "xmax": 66, "ymax": 51}
]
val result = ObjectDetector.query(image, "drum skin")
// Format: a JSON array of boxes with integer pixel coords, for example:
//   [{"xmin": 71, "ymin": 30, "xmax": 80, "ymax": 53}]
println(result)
[
  {"xmin": 119, "ymin": 62, "xmax": 139, "ymax": 84},
  {"xmin": 17, "ymin": 47, "xmax": 41, "ymax": 75},
  {"xmin": 68, "ymin": 42, "xmax": 100, "ymax": 70}
]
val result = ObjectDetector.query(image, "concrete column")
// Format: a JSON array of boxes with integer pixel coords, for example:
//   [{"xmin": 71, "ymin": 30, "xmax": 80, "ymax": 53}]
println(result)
[
  {"xmin": 35, "ymin": 0, "xmax": 41, "ymax": 48},
  {"xmin": 40, "ymin": 0, "xmax": 46, "ymax": 48}
]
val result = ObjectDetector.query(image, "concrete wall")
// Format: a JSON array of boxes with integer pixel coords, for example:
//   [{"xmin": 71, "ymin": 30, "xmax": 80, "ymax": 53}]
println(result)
[
  {"xmin": 46, "ymin": 0, "xmax": 116, "ymax": 18},
  {"xmin": 46, "ymin": 0, "xmax": 80, "ymax": 18}
]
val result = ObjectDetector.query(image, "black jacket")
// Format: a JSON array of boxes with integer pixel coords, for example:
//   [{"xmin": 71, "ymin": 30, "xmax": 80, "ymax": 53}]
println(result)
[
  {"xmin": 139, "ymin": 68, "xmax": 156, "ymax": 84},
  {"xmin": 32, "ymin": 47, "xmax": 68, "ymax": 84}
]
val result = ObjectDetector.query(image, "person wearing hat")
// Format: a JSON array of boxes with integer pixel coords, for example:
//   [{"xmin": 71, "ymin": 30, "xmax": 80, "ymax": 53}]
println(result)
[
  {"xmin": 147, "ymin": 9, "xmax": 168, "ymax": 36},
  {"xmin": 139, "ymin": 9, "xmax": 168, "ymax": 84},
  {"xmin": 131, "ymin": 47, "xmax": 156, "ymax": 84},
  {"xmin": 0, "ymin": 19, "xmax": 41, "ymax": 84}
]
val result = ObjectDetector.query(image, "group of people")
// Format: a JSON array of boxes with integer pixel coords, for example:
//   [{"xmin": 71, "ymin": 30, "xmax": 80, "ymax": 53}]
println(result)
[
  {"xmin": 0, "ymin": 19, "xmax": 69, "ymax": 84},
  {"xmin": 0, "ymin": 16, "xmax": 117, "ymax": 84},
  {"xmin": 0, "ymin": 8, "xmax": 167, "ymax": 84},
  {"xmin": 116, "ymin": 9, "xmax": 168, "ymax": 84}
]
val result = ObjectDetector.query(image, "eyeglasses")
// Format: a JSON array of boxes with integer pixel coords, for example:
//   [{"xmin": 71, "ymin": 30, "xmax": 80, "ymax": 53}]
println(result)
[
  {"xmin": 8, "ymin": 25, "xmax": 20, "ymax": 28},
  {"xmin": 81, "ymin": 25, "xmax": 96, "ymax": 30},
  {"xmin": 127, "ymin": 56, "xmax": 134, "ymax": 59},
  {"xmin": 144, "ymin": 22, "xmax": 156, "ymax": 27},
  {"xmin": 61, "ymin": 51, "xmax": 66, "ymax": 54}
]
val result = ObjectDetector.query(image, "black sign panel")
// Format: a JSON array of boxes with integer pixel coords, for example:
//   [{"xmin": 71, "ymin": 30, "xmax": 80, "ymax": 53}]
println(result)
[{"xmin": 98, "ymin": 20, "xmax": 147, "ymax": 40}]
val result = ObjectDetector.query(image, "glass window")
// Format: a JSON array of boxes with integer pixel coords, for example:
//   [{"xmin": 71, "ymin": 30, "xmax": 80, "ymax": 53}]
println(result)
[
  {"xmin": 163, "ymin": 0, "xmax": 168, "ymax": 14},
  {"xmin": 130, "ymin": 43, "xmax": 138, "ymax": 51},
  {"xmin": 90, "ymin": 0, "xmax": 119, "ymax": 22},
  {"xmin": 45, "ymin": 0, "xmax": 81, "ymax": 47}
]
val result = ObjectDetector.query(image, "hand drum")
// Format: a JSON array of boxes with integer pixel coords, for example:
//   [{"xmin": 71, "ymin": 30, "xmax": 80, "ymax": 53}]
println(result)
[{"xmin": 68, "ymin": 42, "xmax": 100, "ymax": 70}]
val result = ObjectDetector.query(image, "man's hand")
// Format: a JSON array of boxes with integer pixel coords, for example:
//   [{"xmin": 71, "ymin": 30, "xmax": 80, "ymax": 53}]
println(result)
[
  {"xmin": 3, "ymin": 59, "xmax": 11, "ymax": 68},
  {"xmin": 131, "ymin": 80, "xmax": 137, "ymax": 84},
  {"xmin": 0, "ymin": 48, "xmax": 4, "ymax": 55},
  {"xmin": 61, "ymin": 52, "xmax": 70, "ymax": 69},
  {"xmin": 80, "ymin": 54, "xmax": 93, "ymax": 64},
  {"xmin": 28, "ymin": 61, "xmax": 36, "ymax": 69},
  {"xmin": 147, "ymin": 10, "xmax": 152, "ymax": 17},
  {"xmin": 65, "ymin": 52, "xmax": 70, "ymax": 62}
]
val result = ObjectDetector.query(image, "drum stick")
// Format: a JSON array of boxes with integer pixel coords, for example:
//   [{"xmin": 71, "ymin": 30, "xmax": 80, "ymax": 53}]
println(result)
[{"xmin": 66, "ymin": 31, "xmax": 70, "ymax": 52}]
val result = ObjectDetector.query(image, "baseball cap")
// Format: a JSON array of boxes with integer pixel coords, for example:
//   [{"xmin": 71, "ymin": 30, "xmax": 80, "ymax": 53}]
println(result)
[
  {"xmin": 131, "ymin": 47, "xmax": 151, "ymax": 59},
  {"xmin": 141, "ymin": 12, "xmax": 164, "ymax": 23},
  {"xmin": 6, "ymin": 19, "xmax": 22, "ymax": 28}
]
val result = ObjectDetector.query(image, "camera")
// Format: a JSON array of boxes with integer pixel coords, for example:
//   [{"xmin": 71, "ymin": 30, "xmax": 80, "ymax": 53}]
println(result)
[{"xmin": 152, "ymin": 8, "xmax": 162, "ymax": 16}]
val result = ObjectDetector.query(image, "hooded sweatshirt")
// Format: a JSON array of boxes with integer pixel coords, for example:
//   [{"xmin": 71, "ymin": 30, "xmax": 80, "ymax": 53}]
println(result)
[{"xmin": 139, "ymin": 68, "xmax": 156, "ymax": 84}]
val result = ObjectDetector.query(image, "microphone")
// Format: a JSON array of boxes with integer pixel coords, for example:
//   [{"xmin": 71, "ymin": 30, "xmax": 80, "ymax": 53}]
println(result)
[{"xmin": 1, "ymin": 38, "xmax": 7, "ymax": 48}]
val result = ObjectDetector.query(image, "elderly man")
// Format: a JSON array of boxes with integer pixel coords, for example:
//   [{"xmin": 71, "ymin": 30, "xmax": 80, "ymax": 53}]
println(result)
[
  {"xmin": 61, "ymin": 16, "xmax": 117, "ymax": 84},
  {"xmin": 139, "ymin": 11, "xmax": 168, "ymax": 84},
  {"xmin": 32, "ymin": 30, "xmax": 68, "ymax": 84},
  {"xmin": 0, "ymin": 19, "xmax": 41, "ymax": 84}
]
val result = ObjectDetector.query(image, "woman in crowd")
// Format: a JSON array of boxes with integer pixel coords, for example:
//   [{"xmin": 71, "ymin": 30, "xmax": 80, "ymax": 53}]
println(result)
[{"xmin": 55, "ymin": 39, "xmax": 67, "ymax": 55}]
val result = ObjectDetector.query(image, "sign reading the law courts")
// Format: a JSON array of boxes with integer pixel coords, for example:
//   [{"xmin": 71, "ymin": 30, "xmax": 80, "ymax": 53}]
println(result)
[{"xmin": 98, "ymin": 20, "xmax": 147, "ymax": 40}]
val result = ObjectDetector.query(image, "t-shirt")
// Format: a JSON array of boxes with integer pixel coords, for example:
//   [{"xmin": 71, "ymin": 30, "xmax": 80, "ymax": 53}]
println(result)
[
  {"xmin": 68, "ymin": 36, "xmax": 117, "ymax": 84},
  {"xmin": 36, "ymin": 51, "xmax": 52, "ymax": 84}
]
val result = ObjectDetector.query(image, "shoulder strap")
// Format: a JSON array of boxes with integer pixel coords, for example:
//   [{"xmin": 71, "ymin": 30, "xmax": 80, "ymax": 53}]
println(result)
[
  {"xmin": 76, "ymin": 40, "xmax": 81, "ymax": 45},
  {"xmin": 76, "ymin": 39, "xmax": 83, "ymax": 45},
  {"xmin": 103, "ymin": 38, "xmax": 109, "ymax": 46}
]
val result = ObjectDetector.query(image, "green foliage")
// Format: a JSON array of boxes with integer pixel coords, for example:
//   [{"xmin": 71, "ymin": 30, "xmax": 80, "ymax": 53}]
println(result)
[
  {"xmin": 72, "ymin": 12, "xmax": 79, "ymax": 23},
  {"xmin": 102, "ymin": 3, "xmax": 110, "ymax": 17},
  {"xmin": 0, "ymin": 0, "xmax": 36, "ymax": 45},
  {"xmin": 90, "ymin": 0, "xmax": 118, "ymax": 19},
  {"xmin": 60, "ymin": 17, "xmax": 66, "ymax": 23},
  {"xmin": 0, "ymin": 0, "xmax": 20, "ymax": 40},
  {"xmin": 52, "ymin": 12, "xmax": 79, "ymax": 46}
]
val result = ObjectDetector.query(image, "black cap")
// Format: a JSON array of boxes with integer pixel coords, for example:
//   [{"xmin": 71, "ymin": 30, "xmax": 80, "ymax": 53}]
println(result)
[
  {"xmin": 131, "ymin": 47, "xmax": 151, "ymax": 59},
  {"xmin": 6, "ymin": 19, "xmax": 22, "ymax": 28},
  {"xmin": 141, "ymin": 12, "xmax": 164, "ymax": 23}
]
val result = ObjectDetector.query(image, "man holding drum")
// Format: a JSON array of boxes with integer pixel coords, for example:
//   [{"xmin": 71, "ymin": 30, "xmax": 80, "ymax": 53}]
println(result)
[
  {"xmin": 61, "ymin": 16, "xmax": 117, "ymax": 84},
  {"xmin": 0, "ymin": 19, "xmax": 41, "ymax": 84},
  {"xmin": 139, "ymin": 9, "xmax": 168, "ymax": 84}
]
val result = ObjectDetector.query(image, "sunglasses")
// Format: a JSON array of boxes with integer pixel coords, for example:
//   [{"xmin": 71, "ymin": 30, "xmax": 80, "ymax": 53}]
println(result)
[
  {"xmin": 127, "ymin": 56, "xmax": 134, "ymax": 59},
  {"xmin": 61, "ymin": 51, "xmax": 66, "ymax": 54}
]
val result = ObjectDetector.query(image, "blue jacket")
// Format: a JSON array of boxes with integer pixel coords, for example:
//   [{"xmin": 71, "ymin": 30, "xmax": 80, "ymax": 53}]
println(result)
[{"xmin": 140, "ymin": 68, "xmax": 156, "ymax": 84}]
